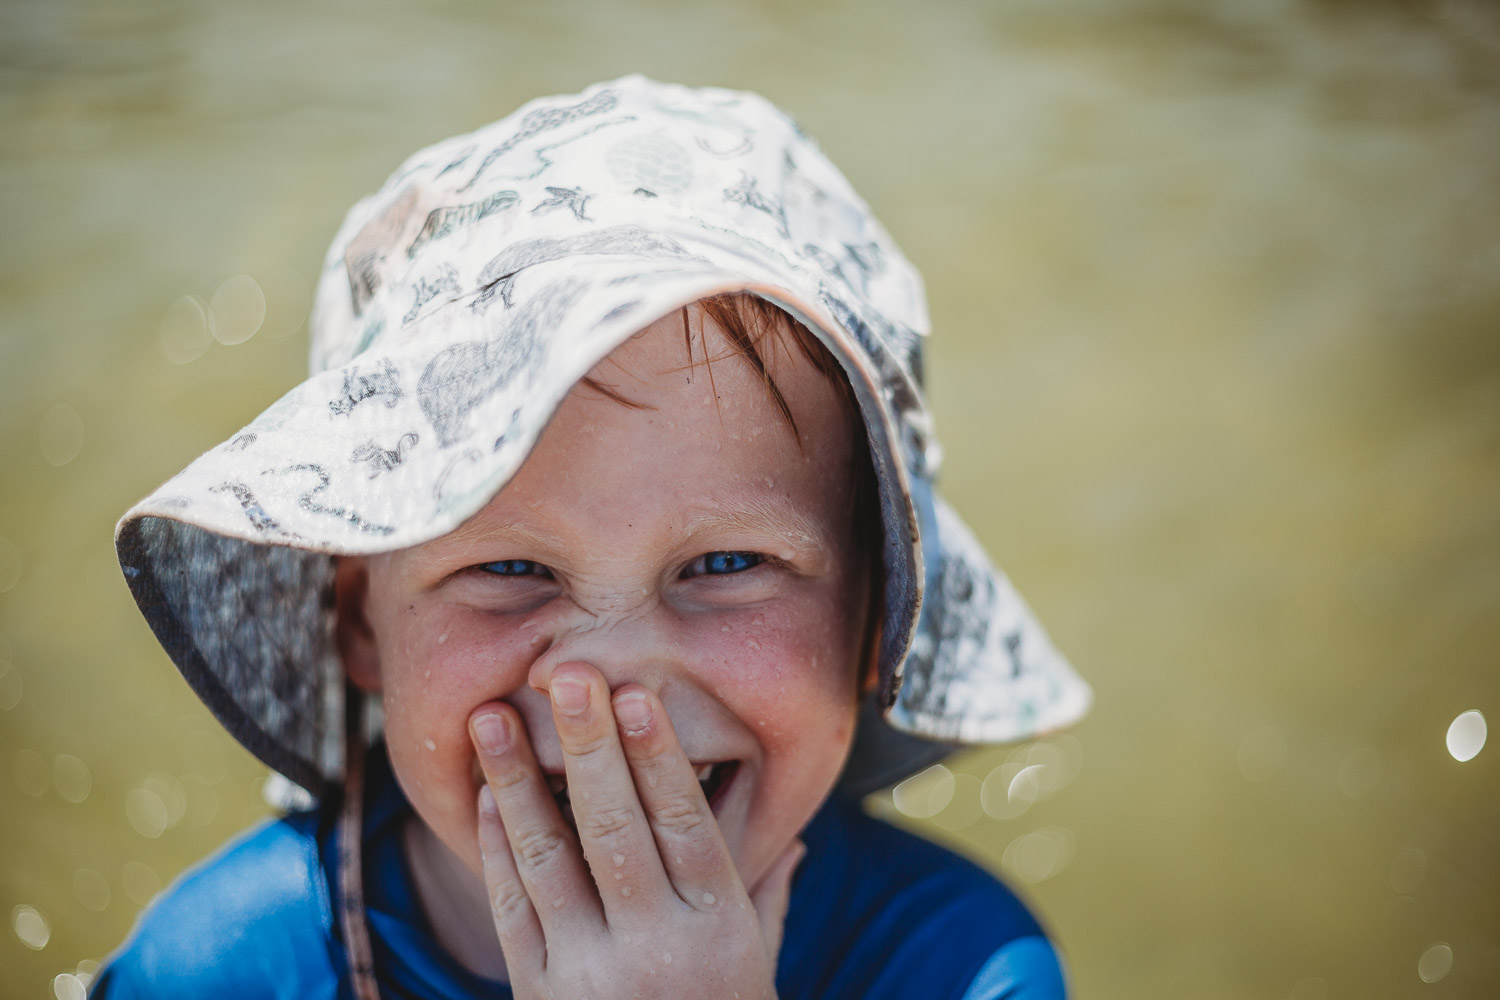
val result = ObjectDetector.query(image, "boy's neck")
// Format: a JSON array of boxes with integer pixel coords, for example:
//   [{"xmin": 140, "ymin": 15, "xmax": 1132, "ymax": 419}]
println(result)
[{"xmin": 401, "ymin": 814, "xmax": 510, "ymax": 983}]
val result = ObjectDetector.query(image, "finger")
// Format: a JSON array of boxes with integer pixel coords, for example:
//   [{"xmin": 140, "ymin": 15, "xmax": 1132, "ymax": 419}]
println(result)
[
  {"xmin": 545, "ymin": 662, "xmax": 670, "ymax": 919},
  {"xmin": 612, "ymin": 685, "xmax": 739, "ymax": 905},
  {"xmin": 470, "ymin": 702, "xmax": 602, "ymax": 941},
  {"xmin": 748, "ymin": 838, "xmax": 806, "ymax": 963},
  {"xmin": 476, "ymin": 784, "xmax": 546, "ymax": 973}
]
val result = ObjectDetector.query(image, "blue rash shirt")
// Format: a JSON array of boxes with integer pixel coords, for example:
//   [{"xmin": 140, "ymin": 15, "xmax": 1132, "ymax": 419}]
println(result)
[{"xmin": 93, "ymin": 748, "xmax": 1067, "ymax": 999}]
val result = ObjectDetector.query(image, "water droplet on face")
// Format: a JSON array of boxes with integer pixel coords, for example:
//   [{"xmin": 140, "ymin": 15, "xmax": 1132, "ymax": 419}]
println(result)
[
  {"xmin": 424, "ymin": 739, "xmax": 437, "ymax": 752},
  {"xmin": 612, "ymin": 852, "xmax": 625, "ymax": 867},
  {"xmin": 621, "ymin": 886, "xmax": 631, "ymax": 897},
  {"xmin": 437, "ymin": 631, "xmax": 450, "ymax": 645},
  {"xmin": 702, "ymin": 892, "xmax": 716, "ymax": 905},
  {"xmin": 662, "ymin": 951, "xmax": 672, "ymax": 965},
  {"xmin": 746, "ymin": 639, "xmax": 761, "ymax": 651},
  {"xmin": 721, "ymin": 625, "xmax": 731, "ymax": 632}
]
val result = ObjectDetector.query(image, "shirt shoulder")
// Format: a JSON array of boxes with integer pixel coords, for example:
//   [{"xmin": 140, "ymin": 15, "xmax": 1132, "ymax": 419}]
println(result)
[
  {"xmin": 779, "ymin": 797, "xmax": 1063, "ymax": 1000},
  {"xmin": 92, "ymin": 810, "xmax": 344, "ymax": 1000}
]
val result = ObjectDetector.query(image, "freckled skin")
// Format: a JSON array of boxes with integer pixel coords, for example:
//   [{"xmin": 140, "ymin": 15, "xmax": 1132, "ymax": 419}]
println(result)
[{"xmin": 336, "ymin": 302, "xmax": 870, "ymax": 983}]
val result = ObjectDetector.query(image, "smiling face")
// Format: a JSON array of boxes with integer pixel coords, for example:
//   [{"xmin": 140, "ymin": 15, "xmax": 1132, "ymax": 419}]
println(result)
[{"xmin": 336, "ymin": 300, "xmax": 875, "ymax": 895}]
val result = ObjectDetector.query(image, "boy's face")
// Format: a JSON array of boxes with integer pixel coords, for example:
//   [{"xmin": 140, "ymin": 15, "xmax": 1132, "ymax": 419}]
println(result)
[{"xmin": 339, "ymin": 304, "xmax": 871, "ymax": 892}]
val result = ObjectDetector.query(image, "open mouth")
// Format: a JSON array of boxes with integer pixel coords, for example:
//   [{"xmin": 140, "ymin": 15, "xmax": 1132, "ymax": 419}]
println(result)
[{"xmin": 546, "ymin": 760, "xmax": 739, "ymax": 829}]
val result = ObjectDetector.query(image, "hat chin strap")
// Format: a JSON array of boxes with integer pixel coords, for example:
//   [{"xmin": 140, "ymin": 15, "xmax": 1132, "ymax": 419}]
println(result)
[{"xmin": 338, "ymin": 683, "xmax": 381, "ymax": 1000}]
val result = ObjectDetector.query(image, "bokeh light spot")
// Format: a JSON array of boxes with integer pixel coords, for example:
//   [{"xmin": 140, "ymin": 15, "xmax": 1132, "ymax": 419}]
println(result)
[
  {"xmin": 259, "ymin": 267, "xmax": 312, "ymax": 340},
  {"xmin": 892, "ymin": 764, "xmax": 955, "ymax": 819},
  {"xmin": 1417, "ymin": 942, "xmax": 1453, "ymax": 983},
  {"xmin": 52, "ymin": 972, "xmax": 85, "ymax": 1000},
  {"xmin": 75, "ymin": 961, "xmax": 100, "ymax": 989},
  {"xmin": 1287, "ymin": 976, "xmax": 1328, "ymax": 1000},
  {"xmin": 53, "ymin": 753, "xmax": 92, "ymax": 803},
  {"xmin": 158, "ymin": 295, "xmax": 211, "ymax": 365},
  {"xmin": 12, "ymin": 903, "xmax": 50, "ymax": 950},
  {"xmin": 125, "ymin": 786, "xmax": 169, "ymax": 838},
  {"xmin": 1388, "ymin": 848, "xmax": 1427, "ymax": 895},
  {"xmin": 1001, "ymin": 826, "xmax": 1075, "ymax": 884},
  {"xmin": 981, "ymin": 762, "xmax": 1038, "ymax": 820},
  {"xmin": 145, "ymin": 771, "xmax": 188, "ymax": 826},
  {"xmin": 73, "ymin": 869, "xmax": 110, "ymax": 912},
  {"xmin": 39, "ymin": 403, "xmax": 84, "ymax": 466},
  {"xmin": 0, "ymin": 537, "xmax": 20, "ymax": 592},
  {"xmin": 1238, "ymin": 726, "xmax": 1287, "ymax": 782},
  {"xmin": 1445, "ymin": 709, "xmax": 1486, "ymax": 762},
  {"xmin": 932, "ymin": 772, "xmax": 983, "ymax": 832},
  {"xmin": 120, "ymin": 861, "xmax": 161, "ymax": 907},
  {"xmin": 209, "ymin": 274, "xmax": 266, "ymax": 345},
  {"xmin": 15, "ymin": 747, "xmax": 50, "ymax": 797}
]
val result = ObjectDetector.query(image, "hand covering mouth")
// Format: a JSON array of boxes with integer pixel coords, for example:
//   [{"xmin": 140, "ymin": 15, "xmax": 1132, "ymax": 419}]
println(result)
[{"xmin": 544, "ymin": 760, "xmax": 741, "ymax": 830}]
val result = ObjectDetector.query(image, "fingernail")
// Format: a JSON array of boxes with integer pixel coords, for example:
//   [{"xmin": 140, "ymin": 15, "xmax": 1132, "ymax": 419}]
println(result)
[
  {"xmin": 473, "ymin": 712, "xmax": 511, "ymax": 754},
  {"xmin": 613, "ymin": 691, "xmax": 652, "ymax": 733},
  {"xmin": 550, "ymin": 676, "xmax": 589, "ymax": 716},
  {"xmin": 478, "ymin": 784, "xmax": 497, "ymax": 815}
]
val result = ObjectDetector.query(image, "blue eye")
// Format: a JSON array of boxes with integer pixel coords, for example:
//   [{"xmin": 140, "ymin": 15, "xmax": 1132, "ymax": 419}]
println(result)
[
  {"xmin": 689, "ymin": 551, "xmax": 764, "ymax": 576},
  {"xmin": 479, "ymin": 559, "xmax": 551, "ymax": 578}
]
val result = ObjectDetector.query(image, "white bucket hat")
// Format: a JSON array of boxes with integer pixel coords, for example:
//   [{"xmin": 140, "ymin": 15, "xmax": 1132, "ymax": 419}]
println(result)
[{"xmin": 116, "ymin": 75, "xmax": 1090, "ymax": 800}]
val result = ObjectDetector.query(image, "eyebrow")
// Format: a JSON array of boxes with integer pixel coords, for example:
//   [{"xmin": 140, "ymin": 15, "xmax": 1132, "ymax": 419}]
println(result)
[{"xmin": 678, "ymin": 498, "xmax": 831, "ymax": 557}]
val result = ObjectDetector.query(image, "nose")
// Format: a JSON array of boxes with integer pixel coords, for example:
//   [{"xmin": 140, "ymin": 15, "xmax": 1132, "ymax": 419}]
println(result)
[
  {"xmin": 508, "ymin": 607, "xmax": 688, "ymax": 770},
  {"xmin": 524, "ymin": 598, "xmax": 687, "ymax": 694}
]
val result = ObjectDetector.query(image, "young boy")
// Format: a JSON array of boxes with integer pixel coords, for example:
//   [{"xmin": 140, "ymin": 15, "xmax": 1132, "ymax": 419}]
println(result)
[{"xmin": 99, "ymin": 76, "xmax": 1090, "ymax": 999}]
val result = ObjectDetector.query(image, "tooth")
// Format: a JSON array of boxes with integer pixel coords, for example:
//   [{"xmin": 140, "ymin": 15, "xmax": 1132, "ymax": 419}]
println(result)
[{"xmin": 695, "ymin": 764, "xmax": 714, "ymax": 782}]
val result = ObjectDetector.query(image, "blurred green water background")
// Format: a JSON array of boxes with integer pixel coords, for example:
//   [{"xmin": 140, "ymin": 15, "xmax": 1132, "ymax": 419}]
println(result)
[{"xmin": 3, "ymin": 0, "xmax": 1498, "ymax": 996}]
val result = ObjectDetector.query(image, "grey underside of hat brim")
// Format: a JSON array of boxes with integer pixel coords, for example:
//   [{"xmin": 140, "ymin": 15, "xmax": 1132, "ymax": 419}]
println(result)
[{"xmin": 116, "ymin": 516, "xmax": 339, "ymax": 795}]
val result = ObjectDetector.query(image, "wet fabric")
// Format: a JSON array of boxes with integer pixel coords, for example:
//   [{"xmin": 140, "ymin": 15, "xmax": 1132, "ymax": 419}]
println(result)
[{"xmin": 93, "ymin": 746, "xmax": 1066, "ymax": 1000}]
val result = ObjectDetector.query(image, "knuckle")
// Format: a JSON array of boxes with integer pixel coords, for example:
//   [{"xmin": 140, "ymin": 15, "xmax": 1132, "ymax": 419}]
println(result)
[
  {"xmin": 514, "ymin": 827, "xmax": 570, "ymax": 870},
  {"xmin": 487, "ymin": 764, "xmax": 532, "ymax": 793},
  {"xmin": 649, "ymin": 793, "xmax": 707, "ymax": 836},
  {"xmin": 489, "ymin": 883, "xmax": 533, "ymax": 927},
  {"xmin": 576, "ymin": 803, "xmax": 638, "ymax": 842},
  {"xmin": 562, "ymin": 730, "xmax": 615, "ymax": 759}
]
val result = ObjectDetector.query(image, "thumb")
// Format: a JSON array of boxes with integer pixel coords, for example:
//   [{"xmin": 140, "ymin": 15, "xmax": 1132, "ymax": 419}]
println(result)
[{"xmin": 749, "ymin": 838, "xmax": 806, "ymax": 963}]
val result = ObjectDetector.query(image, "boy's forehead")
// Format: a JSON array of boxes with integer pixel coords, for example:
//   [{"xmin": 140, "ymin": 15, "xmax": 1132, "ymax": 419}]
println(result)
[{"xmin": 428, "ymin": 485, "xmax": 835, "ymax": 559}]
